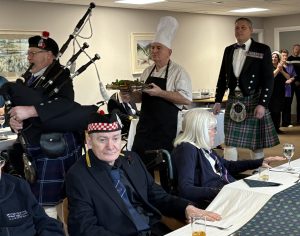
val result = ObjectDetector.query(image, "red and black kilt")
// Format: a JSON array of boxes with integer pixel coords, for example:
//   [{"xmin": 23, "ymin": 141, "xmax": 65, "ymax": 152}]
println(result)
[
  {"xmin": 27, "ymin": 132, "xmax": 82, "ymax": 206},
  {"xmin": 224, "ymin": 93, "xmax": 279, "ymax": 150}
]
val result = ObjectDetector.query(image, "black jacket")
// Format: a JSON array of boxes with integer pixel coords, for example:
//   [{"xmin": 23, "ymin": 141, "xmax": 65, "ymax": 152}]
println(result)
[
  {"xmin": 107, "ymin": 92, "xmax": 139, "ymax": 134},
  {"xmin": 215, "ymin": 39, "xmax": 274, "ymax": 108},
  {"xmin": 0, "ymin": 173, "xmax": 64, "ymax": 236},
  {"xmin": 66, "ymin": 150, "xmax": 189, "ymax": 236}
]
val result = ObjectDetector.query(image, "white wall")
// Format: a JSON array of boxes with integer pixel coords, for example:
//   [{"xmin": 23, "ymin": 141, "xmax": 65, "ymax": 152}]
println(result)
[{"xmin": 0, "ymin": 0, "xmax": 266, "ymax": 105}]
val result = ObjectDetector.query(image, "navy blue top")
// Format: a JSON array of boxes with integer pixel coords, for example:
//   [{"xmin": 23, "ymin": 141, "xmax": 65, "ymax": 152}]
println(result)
[
  {"xmin": 172, "ymin": 142, "xmax": 263, "ymax": 205},
  {"xmin": 0, "ymin": 173, "xmax": 64, "ymax": 236}
]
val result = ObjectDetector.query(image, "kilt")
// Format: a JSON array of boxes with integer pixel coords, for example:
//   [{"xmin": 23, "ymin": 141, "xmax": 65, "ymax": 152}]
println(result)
[
  {"xmin": 224, "ymin": 93, "xmax": 279, "ymax": 150},
  {"xmin": 26, "ymin": 132, "xmax": 82, "ymax": 206}
]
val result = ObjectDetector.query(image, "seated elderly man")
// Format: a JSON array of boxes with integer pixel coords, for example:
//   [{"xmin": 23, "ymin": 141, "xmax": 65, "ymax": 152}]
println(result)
[
  {"xmin": 0, "ymin": 156, "xmax": 64, "ymax": 236},
  {"xmin": 66, "ymin": 112, "xmax": 221, "ymax": 236}
]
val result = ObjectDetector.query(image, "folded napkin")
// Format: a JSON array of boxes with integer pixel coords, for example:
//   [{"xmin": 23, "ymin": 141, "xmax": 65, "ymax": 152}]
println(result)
[{"xmin": 243, "ymin": 179, "xmax": 281, "ymax": 187}]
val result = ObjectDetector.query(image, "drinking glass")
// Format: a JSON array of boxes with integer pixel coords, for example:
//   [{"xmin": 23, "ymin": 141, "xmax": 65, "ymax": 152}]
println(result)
[
  {"xmin": 283, "ymin": 143, "xmax": 295, "ymax": 171},
  {"xmin": 0, "ymin": 115, "xmax": 5, "ymax": 129},
  {"xmin": 0, "ymin": 116, "xmax": 7, "ymax": 140},
  {"xmin": 258, "ymin": 167, "xmax": 269, "ymax": 181},
  {"xmin": 191, "ymin": 216, "xmax": 206, "ymax": 236}
]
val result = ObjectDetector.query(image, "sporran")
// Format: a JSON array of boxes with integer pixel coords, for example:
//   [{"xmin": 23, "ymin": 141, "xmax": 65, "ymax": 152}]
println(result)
[{"xmin": 230, "ymin": 101, "xmax": 247, "ymax": 122}]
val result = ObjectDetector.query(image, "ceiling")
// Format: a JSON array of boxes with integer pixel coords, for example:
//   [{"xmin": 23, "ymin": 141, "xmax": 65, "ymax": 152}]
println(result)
[{"xmin": 22, "ymin": 0, "xmax": 300, "ymax": 17}]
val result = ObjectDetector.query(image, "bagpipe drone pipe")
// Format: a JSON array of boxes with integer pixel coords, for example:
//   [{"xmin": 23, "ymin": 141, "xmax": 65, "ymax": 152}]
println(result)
[{"xmin": 0, "ymin": 2, "xmax": 104, "ymax": 135}]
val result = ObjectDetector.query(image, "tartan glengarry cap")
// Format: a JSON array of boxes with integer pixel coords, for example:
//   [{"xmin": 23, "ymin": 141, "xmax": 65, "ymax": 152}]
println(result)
[
  {"xmin": 28, "ymin": 31, "xmax": 59, "ymax": 56},
  {"xmin": 87, "ymin": 112, "xmax": 122, "ymax": 134}
]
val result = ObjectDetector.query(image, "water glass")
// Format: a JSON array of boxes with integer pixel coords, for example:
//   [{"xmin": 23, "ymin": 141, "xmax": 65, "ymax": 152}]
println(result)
[
  {"xmin": 258, "ymin": 167, "xmax": 269, "ymax": 181},
  {"xmin": 191, "ymin": 216, "xmax": 206, "ymax": 236}
]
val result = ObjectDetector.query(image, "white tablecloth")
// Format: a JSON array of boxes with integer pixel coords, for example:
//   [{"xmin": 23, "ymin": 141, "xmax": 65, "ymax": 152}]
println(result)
[
  {"xmin": 0, "ymin": 127, "xmax": 17, "ymax": 150},
  {"xmin": 165, "ymin": 159, "xmax": 300, "ymax": 236},
  {"xmin": 127, "ymin": 118, "xmax": 139, "ymax": 151}
]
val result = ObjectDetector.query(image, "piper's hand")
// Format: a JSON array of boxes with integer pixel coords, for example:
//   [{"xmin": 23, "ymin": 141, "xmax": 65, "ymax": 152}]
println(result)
[
  {"xmin": 254, "ymin": 105, "xmax": 265, "ymax": 119},
  {"xmin": 262, "ymin": 156, "xmax": 286, "ymax": 168},
  {"xmin": 8, "ymin": 106, "xmax": 38, "ymax": 121},
  {"xmin": 213, "ymin": 103, "xmax": 221, "ymax": 115},
  {"xmin": 185, "ymin": 205, "xmax": 221, "ymax": 223},
  {"xmin": 9, "ymin": 116, "xmax": 23, "ymax": 133},
  {"xmin": 143, "ymin": 83, "xmax": 162, "ymax": 97}
]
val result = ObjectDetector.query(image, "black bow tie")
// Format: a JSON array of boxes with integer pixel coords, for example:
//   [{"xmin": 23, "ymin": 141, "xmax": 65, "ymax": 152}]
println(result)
[{"xmin": 234, "ymin": 43, "xmax": 246, "ymax": 50}]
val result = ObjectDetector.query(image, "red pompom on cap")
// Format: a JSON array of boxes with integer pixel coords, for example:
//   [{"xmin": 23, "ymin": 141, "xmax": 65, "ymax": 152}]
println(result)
[
  {"xmin": 42, "ymin": 31, "xmax": 49, "ymax": 39},
  {"xmin": 98, "ymin": 110, "xmax": 105, "ymax": 115}
]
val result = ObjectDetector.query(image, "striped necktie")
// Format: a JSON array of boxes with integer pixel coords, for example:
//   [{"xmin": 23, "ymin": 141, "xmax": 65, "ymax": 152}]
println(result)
[
  {"xmin": 110, "ymin": 168, "xmax": 149, "ymax": 231},
  {"xmin": 123, "ymin": 103, "xmax": 133, "ymax": 115},
  {"xmin": 207, "ymin": 150, "xmax": 230, "ymax": 183}
]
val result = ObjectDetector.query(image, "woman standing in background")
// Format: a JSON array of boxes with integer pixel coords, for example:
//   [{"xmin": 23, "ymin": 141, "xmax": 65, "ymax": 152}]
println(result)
[
  {"xmin": 280, "ymin": 49, "xmax": 297, "ymax": 127},
  {"xmin": 269, "ymin": 51, "xmax": 288, "ymax": 134}
]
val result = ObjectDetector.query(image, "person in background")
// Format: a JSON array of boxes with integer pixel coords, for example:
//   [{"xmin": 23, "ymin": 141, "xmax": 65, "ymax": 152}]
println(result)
[
  {"xmin": 8, "ymin": 32, "xmax": 88, "ymax": 218},
  {"xmin": 280, "ymin": 49, "xmax": 297, "ymax": 127},
  {"xmin": 172, "ymin": 109, "xmax": 285, "ymax": 207},
  {"xmin": 0, "ymin": 75, "xmax": 8, "ymax": 110},
  {"xmin": 213, "ymin": 17, "xmax": 279, "ymax": 161},
  {"xmin": 269, "ymin": 51, "xmax": 288, "ymax": 134},
  {"xmin": 0, "ymin": 155, "xmax": 65, "ymax": 236},
  {"xmin": 0, "ymin": 76, "xmax": 8, "ymax": 128},
  {"xmin": 130, "ymin": 16, "xmax": 192, "ymax": 189},
  {"xmin": 66, "ymin": 112, "xmax": 221, "ymax": 236},
  {"xmin": 107, "ymin": 90, "xmax": 139, "ymax": 135},
  {"xmin": 287, "ymin": 44, "xmax": 300, "ymax": 124}
]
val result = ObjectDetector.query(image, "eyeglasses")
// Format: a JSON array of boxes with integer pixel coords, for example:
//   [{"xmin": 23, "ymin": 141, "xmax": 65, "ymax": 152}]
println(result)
[
  {"xmin": 209, "ymin": 127, "xmax": 217, "ymax": 134},
  {"xmin": 27, "ymin": 50, "xmax": 47, "ymax": 57}
]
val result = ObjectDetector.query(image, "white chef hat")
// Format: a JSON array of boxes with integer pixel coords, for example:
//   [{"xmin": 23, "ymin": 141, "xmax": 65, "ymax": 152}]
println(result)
[{"xmin": 153, "ymin": 16, "xmax": 178, "ymax": 49}]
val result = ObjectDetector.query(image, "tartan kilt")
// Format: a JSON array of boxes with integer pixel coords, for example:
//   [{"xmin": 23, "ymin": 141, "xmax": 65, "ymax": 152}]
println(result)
[
  {"xmin": 224, "ymin": 93, "xmax": 279, "ymax": 150},
  {"xmin": 26, "ymin": 132, "xmax": 82, "ymax": 206}
]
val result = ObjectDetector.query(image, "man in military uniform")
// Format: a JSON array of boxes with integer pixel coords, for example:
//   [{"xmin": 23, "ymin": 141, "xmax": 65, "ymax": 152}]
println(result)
[
  {"xmin": 8, "ymin": 32, "xmax": 96, "ymax": 218},
  {"xmin": 213, "ymin": 17, "xmax": 279, "ymax": 161}
]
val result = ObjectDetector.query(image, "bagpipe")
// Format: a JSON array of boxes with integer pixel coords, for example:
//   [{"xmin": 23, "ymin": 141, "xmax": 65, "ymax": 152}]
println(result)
[{"xmin": 0, "ymin": 2, "xmax": 107, "ymax": 135}]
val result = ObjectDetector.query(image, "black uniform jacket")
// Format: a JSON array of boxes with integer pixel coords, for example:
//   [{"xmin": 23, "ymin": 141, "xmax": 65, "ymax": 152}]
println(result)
[
  {"xmin": 107, "ymin": 92, "xmax": 139, "ymax": 134},
  {"xmin": 66, "ymin": 150, "xmax": 189, "ymax": 236},
  {"xmin": 215, "ymin": 39, "xmax": 274, "ymax": 108},
  {"xmin": 5, "ymin": 60, "xmax": 97, "ymax": 144},
  {"xmin": 0, "ymin": 173, "xmax": 64, "ymax": 236}
]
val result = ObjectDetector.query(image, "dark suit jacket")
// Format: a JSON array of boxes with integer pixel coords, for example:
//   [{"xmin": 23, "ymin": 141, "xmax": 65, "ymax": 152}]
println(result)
[
  {"xmin": 66, "ymin": 150, "xmax": 189, "ymax": 236},
  {"xmin": 0, "ymin": 173, "xmax": 64, "ymax": 236},
  {"xmin": 215, "ymin": 39, "xmax": 274, "ymax": 108},
  {"xmin": 107, "ymin": 93, "xmax": 139, "ymax": 134},
  {"xmin": 172, "ymin": 142, "xmax": 263, "ymax": 206}
]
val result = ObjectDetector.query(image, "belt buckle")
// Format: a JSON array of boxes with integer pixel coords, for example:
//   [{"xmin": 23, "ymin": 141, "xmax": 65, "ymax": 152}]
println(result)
[{"xmin": 234, "ymin": 91, "xmax": 243, "ymax": 98}]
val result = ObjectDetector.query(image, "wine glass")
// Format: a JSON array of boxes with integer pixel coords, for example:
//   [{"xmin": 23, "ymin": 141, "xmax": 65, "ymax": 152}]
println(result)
[{"xmin": 283, "ymin": 143, "xmax": 295, "ymax": 171}]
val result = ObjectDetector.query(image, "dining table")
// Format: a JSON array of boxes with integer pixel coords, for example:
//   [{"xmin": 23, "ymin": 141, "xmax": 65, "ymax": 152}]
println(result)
[
  {"xmin": 0, "ymin": 127, "xmax": 17, "ymax": 151},
  {"xmin": 165, "ymin": 158, "xmax": 300, "ymax": 236}
]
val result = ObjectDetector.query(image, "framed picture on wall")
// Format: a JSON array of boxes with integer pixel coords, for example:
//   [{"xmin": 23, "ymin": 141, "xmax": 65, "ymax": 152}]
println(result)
[
  {"xmin": 131, "ymin": 32, "xmax": 154, "ymax": 74},
  {"xmin": 0, "ymin": 30, "xmax": 39, "ymax": 80}
]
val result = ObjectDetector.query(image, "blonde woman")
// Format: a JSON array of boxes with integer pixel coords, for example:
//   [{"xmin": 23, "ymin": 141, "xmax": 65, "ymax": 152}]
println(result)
[{"xmin": 172, "ymin": 108, "xmax": 284, "ymax": 207}]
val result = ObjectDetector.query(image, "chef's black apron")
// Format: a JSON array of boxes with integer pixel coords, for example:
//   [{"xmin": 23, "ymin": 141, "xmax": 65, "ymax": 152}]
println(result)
[{"xmin": 132, "ymin": 61, "xmax": 179, "ymax": 169}]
